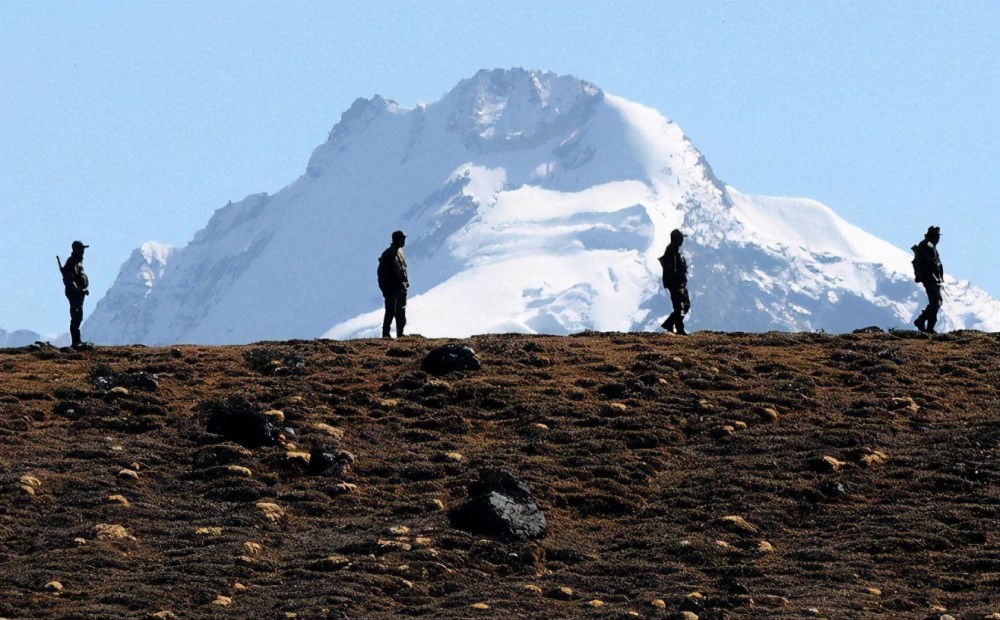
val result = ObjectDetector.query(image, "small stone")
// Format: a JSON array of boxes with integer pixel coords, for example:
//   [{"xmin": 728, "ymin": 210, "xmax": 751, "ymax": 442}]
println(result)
[
  {"xmin": 820, "ymin": 455, "xmax": 846, "ymax": 471},
  {"xmin": 151, "ymin": 611, "xmax": 178, "ymax": 619},
  {"xmin": 73, "ymin": 537, "xmax": 87, "ymax": 545},
  {"xmin": 865, "ymin": 587, "xmax": 881, "ymax": 596},
  {"xmin": 586, "ymin": 599, "xmax": 605, "ymax": 608},
  {"xmin": 195, "ymin": 527, "xmax": 223, "ymax": 536},
  {"xmin": 109, "ymin": 386, "xmax": 130, "ymax": 396},
  {"xmin": 44, "ymin": 580, "xmax": 63, "ymax": 592},
  {"xmin": 523, "ymin": 584, "xmax": 543, "ymax": 595},
  {"xmin": 680, "ymin": 612, "xmax": 699, "ymax": 620},
  {"xmin": 805, "ymin": 608, "xmax": 822, "ymax": 617},
  {"xmin": 939, "ymin": 615, "xmax": 956, "ymax": 620},
  {"xmin": 377, "ymin": 539, "xmax": 412, "ymax": 552},
  {"xmin": 860, "ymin": 450, "xmax": 888, "ymax": 468},
  {"xmin": 313, "ymin": 422, "xmax": 345, "ymax": 440},
  {"xmin": 533, "ymin": 423, "xmax": 550, "ymax": 431},
  {"xmin": 425, "ymin": 498, "xmax": 445, "ymax": 511},
  {"xmin": 761, "ymin": 407, "xmax": 780, "ymax": 422},
  {"xmin": 890, "ymin": 397, "xmax": 920, "ymax": 414},
  {"xmin": 388, "ymin": 525, "xmax": 411, "ymax": 536},
  {"xmin": 758, "ymin": 540, "xmax": 775, "ymax": 553},
  {"xmin": 284, "ymin": 613, "xmax": 298, "ymax": 619},
  {"xmin": 929, "ymin": 606, "xmax": 948, "ymax": 613},
  {"xmin": 211, "ymin": 595, "xmax": 232, "ymax": 606},
  {"xmin": 286, "ymin": 450, "xmax": 311, "ymax": 465},
  {"xmin": 333, "ymin": 482, "xmax": 359, "ymax": 495},
  {"xmin": 118, "ymin": 468, "xmax": 140, "ymax": 480},
  {"xmin": 609, "ymin": 402, "xmax": 628, "ymax": 412},
  {"xmin": 19, "ymin": 475, "xmax": 43, "ymax": 495},
  {"xmin": 470, "ymin": 603, "xmax": 490, "ymax": 610},
  {"xmin": 244, "ymin": 541, "xmax": 262, "ymax": 555},
  {"xmin": 94, "ymin": 523, "xmax": 136, "ymax": 541},
  {"xmin": 443, "ymin": 452, "xmax": 463, "ymax": 462},
  {"xmin": 719, "ymin": 515, "xmax": 760, "ymax": 535},
  {"xmin": 264, "ymin": 409, "xmax": 285, "ymax": 424},
  {"xmin": 256, "ymin": 502, "xmax": 286, "ymax": 522},
  {"xmin": 225, "ymin": 465, "xmax": 253, "ymax": 477},
  {"xmin": 650, "ymin": 598, "xmax": 666, "ymax": 608},
  {"xmin": 716, "ymin": 539, "xmax": 735, "ymax": 551},
  {"xmin": 413, "ymin": 536, "xmax": 432, "ymax": 548},
  {"xmin": 108, "ymin": 495, "xmax": 130, "ymax": 507},
  {"xmin": 545, "ymin": 586, "xmax": 575, "ymax": 601},
  {"xmin": 681, "ymin": 592, "xmax": 705, "ymax": 613},
  {"xmin": 232, "ymin": 582, "xmax": 247, "ymax": 591},
  {"xmin": 308, "ymin": 554, "xmax": 351, "ymax": 571}
]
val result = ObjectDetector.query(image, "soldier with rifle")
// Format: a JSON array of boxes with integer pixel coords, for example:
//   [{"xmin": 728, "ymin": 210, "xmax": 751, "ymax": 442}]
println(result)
[{"xmin": 58, "ymin": 240, "xmax": 91, "ymax": 350}]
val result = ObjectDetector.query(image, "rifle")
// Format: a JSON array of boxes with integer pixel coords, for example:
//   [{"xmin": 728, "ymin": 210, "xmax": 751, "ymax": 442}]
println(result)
[{"xmin": 56, "ymin": 255, "xmax": 64, "ymax": 273}]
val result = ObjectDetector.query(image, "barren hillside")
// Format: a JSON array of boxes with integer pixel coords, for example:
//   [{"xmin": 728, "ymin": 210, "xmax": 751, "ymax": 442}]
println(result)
[{"xmin": 1, "ymin": 330, "xmax": 998, "ymax": 619}]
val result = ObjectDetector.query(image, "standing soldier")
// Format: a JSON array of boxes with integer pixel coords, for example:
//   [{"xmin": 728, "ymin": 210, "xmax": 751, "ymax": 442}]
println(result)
[
  {"xmin": 658, "ymin": 229, "xmax": 690, "ymax": 335},
  {"xmin": 377, "ymin": 230, "xmax": 409, "ymax": 338},
  {"xmin": 59, "ymin": 240, "xmax": 90, "ymax": 349},
  {"xmin": 912, "ymin": 225, "xmax": 944, "ymax": 334}
]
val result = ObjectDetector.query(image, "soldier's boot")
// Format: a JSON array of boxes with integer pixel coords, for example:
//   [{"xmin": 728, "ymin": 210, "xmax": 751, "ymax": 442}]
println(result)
[
  {"xmin": 914, "ymin": 312, "xmax": 928, "ymax": 333},
  {"xmin": 675, "ymin": 317, "xmax": 688, "ymax": 336},
  {"xmin": 661, "ymin": 313, "xmax": 676, "ymax": 332}
]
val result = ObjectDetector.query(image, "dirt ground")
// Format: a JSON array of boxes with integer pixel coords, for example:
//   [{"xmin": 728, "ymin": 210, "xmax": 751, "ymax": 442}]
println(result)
[{"xmin": 1, "ymin": 330, "xmax": 999, "ymax": 619}]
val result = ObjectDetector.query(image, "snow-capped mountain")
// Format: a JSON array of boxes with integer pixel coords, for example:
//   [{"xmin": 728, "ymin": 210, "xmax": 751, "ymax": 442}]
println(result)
[{"xmin": 84, "ymin": 69, "xmax": 1000, "ymax": 345}]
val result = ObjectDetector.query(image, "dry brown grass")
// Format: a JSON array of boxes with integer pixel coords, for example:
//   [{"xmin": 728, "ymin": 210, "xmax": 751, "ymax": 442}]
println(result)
[{"xmin": 1, "ymin": 330, "xmax": 999, "ymax": 619}]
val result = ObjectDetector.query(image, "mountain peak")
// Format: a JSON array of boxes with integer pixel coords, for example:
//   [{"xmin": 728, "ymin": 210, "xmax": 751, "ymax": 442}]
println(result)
[{"xmin": 443, "ymin": 68, "xmax": 604, "ymax": 152}]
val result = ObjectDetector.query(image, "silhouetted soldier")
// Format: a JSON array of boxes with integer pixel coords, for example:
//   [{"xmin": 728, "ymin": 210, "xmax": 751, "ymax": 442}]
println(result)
[
  {"xmin": 659, "ymin": 229, "xmax": 690, "ymax": 335},
  {"xmin": 377, "ymin": 230, "xmax": 409, "ymax": 338},
  {"xmin": 912, "ymin": 225, "xmax": 944, "ymax": 334},
  {"xmin": 59, "ymin": 240, "xmax": 90, "ymax": 349}
]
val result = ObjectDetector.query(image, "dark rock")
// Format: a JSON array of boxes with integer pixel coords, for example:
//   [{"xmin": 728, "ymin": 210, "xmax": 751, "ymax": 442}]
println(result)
[
  {"xmin": 204, "ymin": 396, "xmax": 281, "ymax": 448},
  {"xmin": 853, "ymin": 326, "xmax": 885, "ymax": 334},
  {"xmin": 308, "ymin": 449, "xmax": 339, "ymax": 475},
  {"xmin": 420, "ymin": 344, "xmax": 481, "ymax": 376},
  {"xmin": 449, "ymin": 469, "xmax": 547, "ymax": 541}
]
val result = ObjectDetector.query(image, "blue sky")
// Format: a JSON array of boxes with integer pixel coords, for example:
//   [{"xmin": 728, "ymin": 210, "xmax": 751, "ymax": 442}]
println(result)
[{"xmin": 2, "ymin": 0, "xmax": 998, "ymax": 337}]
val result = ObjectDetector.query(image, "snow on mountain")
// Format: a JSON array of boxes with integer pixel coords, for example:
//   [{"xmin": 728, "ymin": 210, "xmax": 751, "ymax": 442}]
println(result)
[{"xmin": 84, "ymin": 68, "xmax": 1000, "ymax": 345}]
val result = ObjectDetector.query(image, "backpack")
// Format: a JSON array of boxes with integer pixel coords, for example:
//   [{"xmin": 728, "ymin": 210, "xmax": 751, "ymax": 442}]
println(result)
[
  {"xmin": 910, "ymin": 245, "xmax": 923, "ymax": 283},
  {"xmin": 376, "ymin": 250, "xmax": 392, "ymax": 291}
]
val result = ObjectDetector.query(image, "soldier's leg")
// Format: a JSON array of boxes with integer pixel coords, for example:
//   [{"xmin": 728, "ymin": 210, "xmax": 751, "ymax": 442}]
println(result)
[
  {"xmin": 69, "ymin": 296, "xmax": 84, "ymax": 346},
  {"xmin": 662, "ymin": 287, "xmax": 684, "ymax": 333},
  {"xmin": 925, "ymin": 281, "xmax": 942, "ymax": 333},
  {"xmin": 395, "ymin": 290, "xmax": 407, "ymax": 337},
  {"xmin": 382, "ymin": 295, "xmax": 395, "ymax": 338}
]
